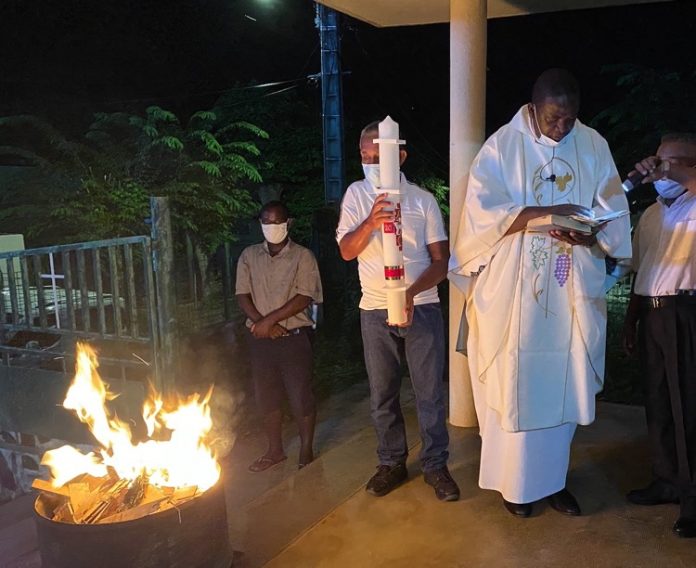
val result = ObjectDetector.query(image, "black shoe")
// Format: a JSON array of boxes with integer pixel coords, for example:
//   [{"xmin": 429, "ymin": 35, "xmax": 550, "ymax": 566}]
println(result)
[
  {"xmin": 365, "ymin": 463, "xmax": 408, "ymax": 497},
  {"xmin": 627, "ymin": 480, "xmax": 680, "ymax": 506},
  {"xmin": 547, "ymin": 488, "xmax": 581, "ymax": 516},
  {"xmin": 503, "ymin": 499, "xmax": 532, "ymax": 518},
  {"xmin": 424, "ymin": 466, "xmax": 460, "ymax": 502},
  {"xmin": 673, "ymin": 517, "xmax": 696, "ymax": 538}
]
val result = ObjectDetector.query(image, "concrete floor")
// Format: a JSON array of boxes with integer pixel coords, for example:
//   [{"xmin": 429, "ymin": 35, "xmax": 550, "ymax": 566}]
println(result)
[
  {"xmin": 268, "ymin": 403, "xmax": 696, "ymax": 568},
  {"xmin": 2, "ymin": 383, "xmax": 696, "ymax": 568}
]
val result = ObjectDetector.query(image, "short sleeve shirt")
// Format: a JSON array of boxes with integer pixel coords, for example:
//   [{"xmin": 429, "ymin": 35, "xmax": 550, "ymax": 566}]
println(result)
[
  {"xmin": 235, "ymin": 240, "xmax": 323, "ymax": 329},
  {"xmin": 633, "ymin": 191, "xmax": 696, "ymax": 296},
  {"xmin": 336, "ymin": 175, "xmax": 447, "ymax": 310}
]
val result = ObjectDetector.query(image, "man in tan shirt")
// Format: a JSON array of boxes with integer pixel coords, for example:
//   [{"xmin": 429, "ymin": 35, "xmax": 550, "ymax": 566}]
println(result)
[
  {"xmin": 622, "ymin": 133, "xmax": 696, "ymax": 538},
  {"xmin": 236, "ymin": 201, "xmax": 323, "ymax": 471}
]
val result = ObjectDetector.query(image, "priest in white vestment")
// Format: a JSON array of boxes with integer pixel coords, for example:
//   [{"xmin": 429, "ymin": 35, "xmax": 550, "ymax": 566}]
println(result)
[{"xmin": 449, "ymin": 69, "xmax": 632, "ymax": 517}]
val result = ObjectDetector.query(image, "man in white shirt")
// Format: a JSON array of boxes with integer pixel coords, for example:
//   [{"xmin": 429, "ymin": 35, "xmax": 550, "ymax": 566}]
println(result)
[
  {"xmin": 336, "ymin": 121, "xmax": 459, "ymax": 501},
  {"xmin": 622, "ymin": 133, "xmax": 696, "ymax": 538},
  {"xmin": 450, "ymin": 69, "xmax": 632, "ymax": 518}
]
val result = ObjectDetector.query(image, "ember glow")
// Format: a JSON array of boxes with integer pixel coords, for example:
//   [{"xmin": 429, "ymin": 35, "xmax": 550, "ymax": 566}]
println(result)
[{"xmin": 42, "ymin": 343, "xmax": 220, "ymax": 492}]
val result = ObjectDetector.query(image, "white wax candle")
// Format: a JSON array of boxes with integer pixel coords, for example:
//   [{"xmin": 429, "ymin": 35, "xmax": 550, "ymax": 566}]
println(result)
[
  {"xmin": 377, "ymin": 115, "xmax": 406, "ymax": 325},
  {"xmin": 386, "ymin": 289, "xmax": 407, "ymax": 325},
  {"xmin": 378, "ymin": 116, "xmax": 400, "ymax": 190},
  {"xmin": 381, "ymin": 194, "xmax": 401, "ymax": 266}
]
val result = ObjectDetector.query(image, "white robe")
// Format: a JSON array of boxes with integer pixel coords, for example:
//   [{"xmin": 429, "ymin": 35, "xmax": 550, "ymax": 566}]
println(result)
[{"xmin": 450, "ymin": 105, "xmax": 632, "ymax": 502}]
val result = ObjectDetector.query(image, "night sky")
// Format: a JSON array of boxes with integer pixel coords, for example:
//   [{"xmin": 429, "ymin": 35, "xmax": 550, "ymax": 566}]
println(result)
[{"xmin": 1, "ymin": 0, "xmax": 695, "ymax": 179}]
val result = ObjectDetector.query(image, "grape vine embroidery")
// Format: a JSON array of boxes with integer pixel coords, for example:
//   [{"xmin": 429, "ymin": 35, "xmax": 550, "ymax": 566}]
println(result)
[{"xmin": 554, "ymin": 244, "xmax": 572, "ymax": 287}]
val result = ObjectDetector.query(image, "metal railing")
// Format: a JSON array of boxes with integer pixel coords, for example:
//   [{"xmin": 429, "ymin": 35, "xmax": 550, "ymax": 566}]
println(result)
[{"xmin": 0, "ymin": 236, "xmax": 161, "ymax": 386}]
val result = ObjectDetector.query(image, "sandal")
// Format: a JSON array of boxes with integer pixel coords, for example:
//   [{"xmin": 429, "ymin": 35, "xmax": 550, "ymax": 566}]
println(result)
[
  {"xmin": 248, "ymin": 455, "xmax": 287, "ymax": 473},
  {"xmin": 298, "ymin": 454, "xmax": 316, "ymax": 470}
]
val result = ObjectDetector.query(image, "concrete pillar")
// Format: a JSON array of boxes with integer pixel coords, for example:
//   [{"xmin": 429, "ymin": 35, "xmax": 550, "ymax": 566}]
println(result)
[{"xmin": 448, "ymin": 0, "xmax": 486, "ymax": 427}]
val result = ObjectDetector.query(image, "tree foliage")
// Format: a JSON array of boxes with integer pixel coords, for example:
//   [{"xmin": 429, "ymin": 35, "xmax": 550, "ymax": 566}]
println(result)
[
  {"xmin": 591, "ymin": 64, "xmax": 696, "ymax": 173},
  {"xmin": 590, "ymin": 64, "xmax": 696, "ymax": 212},
  {"xmin": 213, "ymin": 87, "xmax": 324, "ymax": 245},
  {"xmin": 0, "ymin": 106, "xmax": 267, "ymax": 249}
]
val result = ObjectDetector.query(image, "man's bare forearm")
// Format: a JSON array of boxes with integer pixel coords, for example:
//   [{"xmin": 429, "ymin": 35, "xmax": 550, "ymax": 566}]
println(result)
[
  {"xmin": 506, "ymin": 204, "xmax": 593, "ymax": 236},
  {"xmin": 407, "ymin": 259, "xmax": 447, "ymax": 299},
  {"xmin": 238, "ymin": 293, "xmax": 312, "ymax": 327},
  {"xmin": 237, "ymin": 294, "xmax": 263, "ymax": 323},
  {"xmin": 262, "ymin": 294, "xmax": 313, "ymax": 325},
  {"xmin": 624, "ymin": 278, "xmax": 641, "ymax": 328},
  {"xmin": 407, "ymin": 240, "xmax": 449, "ymax": 299},
  {"xmin": 505, "ymin": 206, "xmax": 551, "ymax": 236},
  {"xmin": 339, "ymin": 221, "xmax": 376, "ymax": 260}
]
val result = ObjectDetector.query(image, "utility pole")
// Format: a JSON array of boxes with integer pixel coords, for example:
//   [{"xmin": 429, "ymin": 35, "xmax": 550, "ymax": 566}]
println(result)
[{"xmin": 315, "ymin": 3, "xmax": 345, "ymax": 207}]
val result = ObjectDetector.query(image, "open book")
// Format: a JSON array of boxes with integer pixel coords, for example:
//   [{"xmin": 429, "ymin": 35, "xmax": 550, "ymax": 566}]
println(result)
[
  {"xmin": 527, "ymin": 210, "xmax": 629, "ymax": 235},
  {"xmin": 568, "ymin": 210, "xmax": 629, "ymax": 227}
]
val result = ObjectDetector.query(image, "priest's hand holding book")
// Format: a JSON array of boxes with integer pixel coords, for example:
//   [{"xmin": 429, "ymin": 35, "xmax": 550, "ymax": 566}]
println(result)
[
  {"xmin": 507, "ymin": 204, "xmax": 588, "ymax": 241},
  {"xmin": 547, "ymin": 225, "xmax": 602, "ymax": 247},
  {"xmin": 519, "ymin": 204, "xmax": 628, "ymax": 247}
]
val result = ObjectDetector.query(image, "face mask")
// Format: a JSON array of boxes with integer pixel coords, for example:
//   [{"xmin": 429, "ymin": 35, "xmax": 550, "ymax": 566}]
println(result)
[
  {"xmin": 538, "ymin": 133, "xmax": 562, "ymax": 147},
  {"xmin": 531, "ymin": 105, "xmax": 570, "ymax": 147},
  {"xmin": 654, "ymin": 178, "xmax": 687, "ymax": 200},
  {"xmin": 261, "ymin": 222, "xmax": 288, "ymax": 244},
  {"xmin": 362, "ymin": 163, "xmax": 381, "ymax": 190}
]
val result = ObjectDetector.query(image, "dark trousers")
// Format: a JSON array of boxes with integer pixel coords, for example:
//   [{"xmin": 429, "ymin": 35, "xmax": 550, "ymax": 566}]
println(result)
[
  {"xmin": 639, "ymin": 295, "xmax": 696, "ymax": 502},
  {"xmin": 247, "ymin": 327, "xmax": 315, "ymax": 419},
  {"xmin": 360, "ymin": 303, "xmax": 449, "ymax": 472}
]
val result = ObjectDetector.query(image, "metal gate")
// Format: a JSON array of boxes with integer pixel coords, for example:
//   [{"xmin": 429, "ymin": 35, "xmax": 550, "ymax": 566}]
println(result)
[{"xmin": 0, "ymin": 235, "xmax": 166, "ymax": 445}]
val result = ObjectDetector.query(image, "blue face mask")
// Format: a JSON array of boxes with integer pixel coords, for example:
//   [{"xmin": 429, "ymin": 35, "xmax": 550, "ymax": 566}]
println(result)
[
  {"xmin": 362, "ymin": 163, "xmax": 381, "ymax": 190},
  {"xmin": 654, "ymin": 178, "xmax": 687, "ymax": 200}
]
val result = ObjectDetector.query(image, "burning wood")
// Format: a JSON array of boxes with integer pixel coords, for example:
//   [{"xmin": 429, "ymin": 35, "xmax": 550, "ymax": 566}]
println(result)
[
  {"xmin": 32, "ymin": 343, "xmax": 219, "ymax": 525},
  {"xmin": 32, "ymin": 473, "xmax": 201, "ymax": 524}
]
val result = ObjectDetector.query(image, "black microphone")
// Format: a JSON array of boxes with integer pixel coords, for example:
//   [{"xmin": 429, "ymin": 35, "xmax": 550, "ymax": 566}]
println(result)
[
  {"xmin": 622, "ymin": 160, "xmax": 660, "ymax": 192},
  {"xmin": 548, "ymin": 174, "xmax": 556, "ymax": 183},
  {"xmin": 621, "ymin": 171, "xmax": 646, "ymax": 192}
]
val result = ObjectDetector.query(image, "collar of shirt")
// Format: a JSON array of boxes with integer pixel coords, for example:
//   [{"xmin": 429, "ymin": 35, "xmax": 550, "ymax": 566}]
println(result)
[
  {"xmin": 262, "ymin": 239, "xmax": 293, "ymax": 257},
  {"xmin": 657, "ymin": 190, "xmax": 693, "ymax": 208}
]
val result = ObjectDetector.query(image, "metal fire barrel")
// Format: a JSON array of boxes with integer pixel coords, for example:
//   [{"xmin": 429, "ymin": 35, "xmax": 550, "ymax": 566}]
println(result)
[{"xmin": 34, "ymin": 481, "xmax": 232, "ymax": 568}]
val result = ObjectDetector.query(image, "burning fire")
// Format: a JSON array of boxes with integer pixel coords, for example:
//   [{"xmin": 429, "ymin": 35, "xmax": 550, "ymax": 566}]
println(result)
[{"xmin": 42, "ymin": 343, "xmax": 220, "ymax": 493}]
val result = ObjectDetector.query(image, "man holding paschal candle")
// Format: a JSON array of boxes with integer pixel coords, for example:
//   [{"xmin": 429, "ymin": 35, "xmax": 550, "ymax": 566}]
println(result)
[{"xmin": 336, "ymin": 117, "xmax": 459, "ymax": 501}]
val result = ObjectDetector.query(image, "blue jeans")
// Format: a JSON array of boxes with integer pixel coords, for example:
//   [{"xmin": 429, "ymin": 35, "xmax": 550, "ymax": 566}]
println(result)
[{"xmin": 360, "ymin": 303, "xmax": 449, "ymax": 472}]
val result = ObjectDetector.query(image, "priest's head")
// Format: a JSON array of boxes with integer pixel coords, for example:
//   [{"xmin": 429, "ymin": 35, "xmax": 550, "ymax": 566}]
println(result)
[{"xmin": 529, "ymin": 68, "xmax": 580, "ymax": 143}]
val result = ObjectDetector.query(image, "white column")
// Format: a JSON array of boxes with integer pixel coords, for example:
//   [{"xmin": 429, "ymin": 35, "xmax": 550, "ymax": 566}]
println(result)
[{"xmin": 448, "ymin": 0, "xmax": 486, "ymax": 427}]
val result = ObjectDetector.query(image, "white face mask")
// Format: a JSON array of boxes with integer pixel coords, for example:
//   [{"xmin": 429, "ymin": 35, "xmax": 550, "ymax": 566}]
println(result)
[
  {"xmin": 261, "ymin": 222, "xmax": 288, "ymax": 244},
  {"xmin": 362, "ymin": 163, "xmax": 381, "ymax": 190},
  {"xmin": 531, "ymin": 105, "xmax": 570, "ymax": 147},
  {"xmin": 654, "ymin": 178, "xmax": 687, "ymax": 200},
  {"xmin": 538, "ymin": 132, "xmax": 562, "ymax": 147}
]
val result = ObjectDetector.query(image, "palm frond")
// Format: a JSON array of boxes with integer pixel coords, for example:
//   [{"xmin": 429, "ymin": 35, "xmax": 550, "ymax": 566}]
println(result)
[
  {"xmin": 153, "ymin": 136, "xmax": 184, "ymax": 151},
  {"xmin": 146, "ymin": 106, "xmax": 179, "ymax": 124}
]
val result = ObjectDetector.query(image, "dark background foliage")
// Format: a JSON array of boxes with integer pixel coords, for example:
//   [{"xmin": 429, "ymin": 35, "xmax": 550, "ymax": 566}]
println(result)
[{"xmin": 1, "ymin": 0, "xmax": 695, "ymax": 404}]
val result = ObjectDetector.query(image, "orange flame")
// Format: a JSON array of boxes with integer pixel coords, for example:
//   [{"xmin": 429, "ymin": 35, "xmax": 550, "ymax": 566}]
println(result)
[{"xmin": 41, "ymin": 343, "xmax": 220, "ymax": 491}]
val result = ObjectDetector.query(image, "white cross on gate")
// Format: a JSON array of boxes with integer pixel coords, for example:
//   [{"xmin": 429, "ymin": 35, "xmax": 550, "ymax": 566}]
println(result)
[{"xmin": 39, "ymin": 253, "xmax": 64, "ymax": 329}]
